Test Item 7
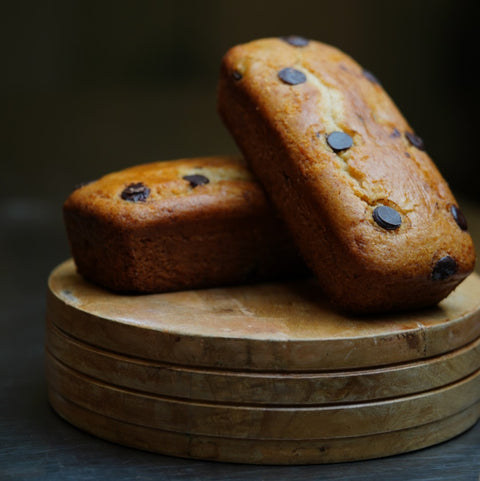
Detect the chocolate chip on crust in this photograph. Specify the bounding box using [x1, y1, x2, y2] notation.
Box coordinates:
[280, 35, 309, 47]
[373, 205, 402, 230]
[326, 131, 353, 152]
[183, 174, 210, 188]
[278, 67, 307, 85]
[120, 182, 150, 202]
[390, 128, 401, 138]
[363, 69, 381, 85]
[232, 70, 243, 81]
[432, 256, 457, 280]
[405, 131, 426, 151]
[450, 205, 468, 231]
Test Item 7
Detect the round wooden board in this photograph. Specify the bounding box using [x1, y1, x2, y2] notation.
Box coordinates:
[49, 389, 480, 465]
[46, 319, 480, 405]
[46, 353, 480, 440]
[47, 260, 480, 371]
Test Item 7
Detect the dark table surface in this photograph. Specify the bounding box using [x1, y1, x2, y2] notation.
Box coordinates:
[1, 196, 480, 481]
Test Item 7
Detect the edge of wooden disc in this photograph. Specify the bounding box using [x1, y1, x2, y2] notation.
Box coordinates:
[46, 260, 480, 371]
[48, 388, 480, 465]
[46, 318, 480, 405]
[46, 353, 480, 440]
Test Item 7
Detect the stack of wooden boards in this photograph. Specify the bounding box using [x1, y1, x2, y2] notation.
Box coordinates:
[45, 259, 480, 464]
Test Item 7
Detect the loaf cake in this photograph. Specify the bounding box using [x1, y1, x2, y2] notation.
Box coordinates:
[218, 36, 476, 313]
[63, 156, 306, 293]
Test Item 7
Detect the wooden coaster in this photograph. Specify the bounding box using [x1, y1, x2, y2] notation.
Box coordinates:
[46, 319, 480, 405]
[49, 389, 480, 465]
[45, 260, 480, 463]
[47, 260, 480, 371]
[46, 353, 480, 440]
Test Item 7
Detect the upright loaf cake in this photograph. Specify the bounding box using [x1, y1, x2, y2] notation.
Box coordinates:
[63, 155, 306, 293]
[218, 36, 476, 313]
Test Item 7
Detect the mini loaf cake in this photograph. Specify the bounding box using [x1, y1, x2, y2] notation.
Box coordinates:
[218, 36, 476, 313]
[63, 156, 306, 293]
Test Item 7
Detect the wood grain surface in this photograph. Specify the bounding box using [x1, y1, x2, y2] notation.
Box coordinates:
[45, 353, 480, 440]
[47, 259, 480, 371]
[48, 389, 480, 465]
[46, 319, 480, 405]
[45, 259, 480, 464]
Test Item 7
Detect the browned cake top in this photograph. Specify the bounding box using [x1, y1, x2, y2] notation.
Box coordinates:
[64, 156, 270, 227]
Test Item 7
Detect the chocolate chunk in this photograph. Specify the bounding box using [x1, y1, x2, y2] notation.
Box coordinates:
[183, 174, 210, 188]
[278, 67, 307, 85]
[121, 182, 150, 202]
[232, 70, 242, 81]
[450, 205, 468, 230]
[372, 205, 402, 230]
[363, 69, 380, 85]
[326, 131, 353, 152]
[432, 256, 457, 280]
[281, 35, 309, 47]
[405, 131, 425, 151]
[390, 128, 401, 138]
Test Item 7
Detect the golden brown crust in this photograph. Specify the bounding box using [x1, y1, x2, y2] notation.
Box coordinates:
[218, 37, 476, 313]
[63, 156, 306, 293]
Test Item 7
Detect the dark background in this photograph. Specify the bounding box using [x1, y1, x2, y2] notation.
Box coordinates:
[2, 0, 479, 205]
